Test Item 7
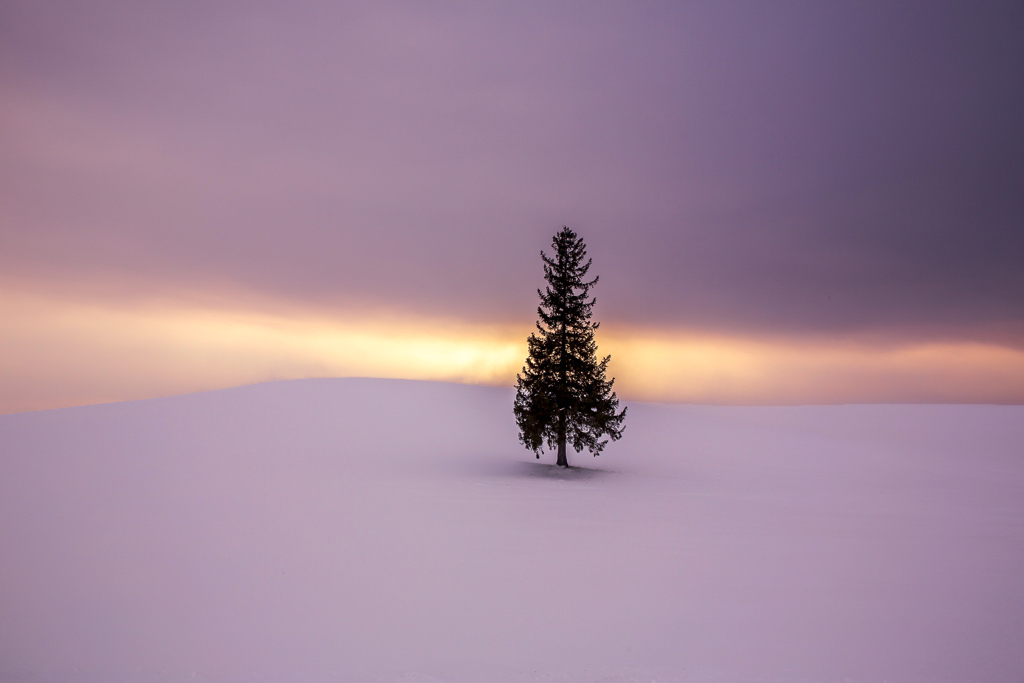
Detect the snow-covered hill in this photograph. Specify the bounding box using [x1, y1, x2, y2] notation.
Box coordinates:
[1, 378, 1022, 683]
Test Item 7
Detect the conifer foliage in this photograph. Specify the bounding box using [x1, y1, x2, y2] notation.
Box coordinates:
[514, 227, 626, 466]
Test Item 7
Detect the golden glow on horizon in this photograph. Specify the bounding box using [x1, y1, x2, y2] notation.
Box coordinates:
[0, 291, 522, 413]
[2, 290, 1023, 413]
[603, 331, 1024, 404]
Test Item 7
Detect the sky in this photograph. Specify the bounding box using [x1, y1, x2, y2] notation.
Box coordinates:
[1, 1, 1023, 412]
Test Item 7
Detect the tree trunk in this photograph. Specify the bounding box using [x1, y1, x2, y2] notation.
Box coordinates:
[556, 412, 568, 467]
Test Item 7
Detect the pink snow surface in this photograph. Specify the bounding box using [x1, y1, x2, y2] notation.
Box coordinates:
[1, 378, 1022, 683]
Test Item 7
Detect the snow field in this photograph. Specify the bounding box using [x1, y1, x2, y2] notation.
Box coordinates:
[1, 378, 1022, 682]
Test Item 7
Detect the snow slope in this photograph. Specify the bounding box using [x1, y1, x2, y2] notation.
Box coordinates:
[1, 378, 1022, 683]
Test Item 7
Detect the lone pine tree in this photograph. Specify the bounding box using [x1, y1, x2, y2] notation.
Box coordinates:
[514, 226, 626, 467]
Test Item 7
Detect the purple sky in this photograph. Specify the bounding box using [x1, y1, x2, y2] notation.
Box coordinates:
[2, 1, 1023, 346]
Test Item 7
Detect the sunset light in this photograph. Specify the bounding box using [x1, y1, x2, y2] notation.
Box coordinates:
[4, 287, 1022, 413]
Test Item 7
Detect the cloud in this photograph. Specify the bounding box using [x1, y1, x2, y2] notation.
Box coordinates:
[1, 1, 1022, 407]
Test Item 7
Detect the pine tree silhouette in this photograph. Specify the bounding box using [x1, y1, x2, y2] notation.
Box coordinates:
[514, 226, 626, 467]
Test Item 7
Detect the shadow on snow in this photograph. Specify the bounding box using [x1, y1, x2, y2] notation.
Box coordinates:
[475, 458, 618, 481]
